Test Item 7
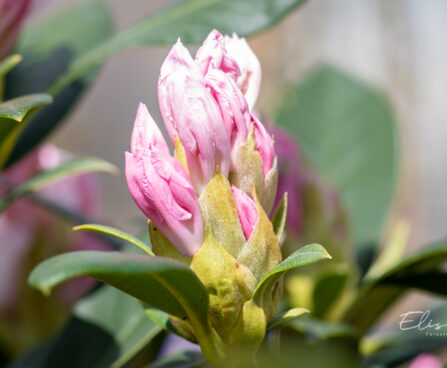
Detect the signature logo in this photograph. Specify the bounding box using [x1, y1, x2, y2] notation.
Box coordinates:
[399, 310, 447, 336]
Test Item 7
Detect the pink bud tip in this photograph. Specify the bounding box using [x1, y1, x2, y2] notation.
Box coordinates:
[252, 114, 275, 176]
[231, 185, 258, 240]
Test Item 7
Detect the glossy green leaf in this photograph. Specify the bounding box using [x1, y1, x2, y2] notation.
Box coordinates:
[0, 54, 21, 79]
[275, 66, 398, 259]
[0, 157, 117, 212]
[74, 224, 154, 256]
[9, 286, 162, 368]
[268, 307, 309, 330]
[312, 268, 349, 318]
[6, 0, 305, 166]
[272, 193, 288, 241]
[254, 243, 331, 299]
[4, 0, 113, 166]
[146, 350, 206, 368]
[0, 93, 52, 122]
[343, 240, 447, 332]
[29, 251, 209, 321]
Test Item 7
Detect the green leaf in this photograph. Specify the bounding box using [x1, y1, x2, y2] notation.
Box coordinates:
[9, 286, 163, 368]
[364, 301, 447, 367]
[146, 350, 206, 368]
[312, 267, 349, 318]
[0, 54, 22, 79]
[145, 308, 178, 336]
[0, 93, 52, 168]
[254, 243, 331, 299]
[74, 223, 154, 256]
[268, 307, 309, 330]
[29, 251, 209, 321]
[6, 0, 305, 166]
[275, 66, 398, 259]
[4, 0, 113, 166]
[290, 317, 357, 341]
[0, 157, 118, 212]
[343, 240, 447, 333]
[272, 193, 287, 241]
[0, 93, 52, 122]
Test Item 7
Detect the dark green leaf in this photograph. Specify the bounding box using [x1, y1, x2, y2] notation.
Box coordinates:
[272, 193, 287, 241]
[343, 240, 447, 332]
[29, 251, 209, 321]
[254, 243, 331, 299]
[73, 224, 154, 256]
[9, 286, 162, 368]
[4, 0, 112, 166]
[275, 66, 398, 258]
[0, 157, 118, 212]
[6, 0, 305, 166]
[145, 350, 206, 368]
[312, 268, 349, 318]
[0, 93, 52, 122]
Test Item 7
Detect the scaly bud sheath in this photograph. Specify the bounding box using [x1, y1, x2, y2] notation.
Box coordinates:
[158, 39, 230, 193]
[223, 33, 261, 109]
[0, 0, 31, 58]
[125, 105, 203, 257]
[231, 185, 258, 240]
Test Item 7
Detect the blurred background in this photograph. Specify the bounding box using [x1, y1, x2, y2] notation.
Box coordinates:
[24, 0, 447, 348]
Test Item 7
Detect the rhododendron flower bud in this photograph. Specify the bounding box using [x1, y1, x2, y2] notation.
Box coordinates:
[224, 33, 261, 109]
[0, 0, 31, 58]
[409, 354, 442, 368]
[158, 39, 230, 192]
[125, 105, 204, 257]
[205, 68, 250, 157]
[231, 185, 258, 240]
[195, 29, 240, 80]
[252, 114, 275, 176]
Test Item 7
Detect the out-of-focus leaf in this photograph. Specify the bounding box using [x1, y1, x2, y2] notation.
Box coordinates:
[343, 240, 447, 333]
[254, 244, 331, 301]
[29, 251, 209, 322]
[0, 93, 52, 122]
[0, 157, 118, 212]
[290, 317, 357, 341]
[0, 93, 52, 167]
[4, 0, 113, 166]
[312, 267, 349, 318]
[145, 350, 206, 368]
[268, 307, 309, 330]
[9, 286, 163, 368]
[73, 224, 154, 256]
[6, 0, 305, 166]
[275, 66, 398, 261]
[364, 302, 447, 367]
[272, 193, 287, 241]
[0, 54, 22, 79]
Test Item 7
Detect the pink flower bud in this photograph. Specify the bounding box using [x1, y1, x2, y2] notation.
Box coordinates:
[224, 33, 261, 109]
[252, 114, 275, 176]
[231, 185, 258, 240]
[125, 149, 203, 257]
[158, 39, 230, 192]
[195, 29, 240, 80]
[0, 0, 31, 58]
[131, 102, 170, 156]
[409, 354, 442, 368]
[205, 68, 250, 157]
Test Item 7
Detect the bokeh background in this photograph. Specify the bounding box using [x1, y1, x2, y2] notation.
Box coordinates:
[27, 0, 447, 338]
